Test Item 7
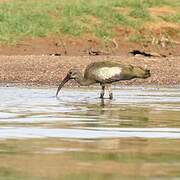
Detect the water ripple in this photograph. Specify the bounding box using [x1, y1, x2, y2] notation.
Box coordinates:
[0, 127, 180, 139]
[0, 86, 180, 139]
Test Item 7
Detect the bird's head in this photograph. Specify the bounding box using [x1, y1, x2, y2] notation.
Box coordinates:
[56, 68, 80, 96]
[67, 68, 81, 79]
[130, 65, 151, 79]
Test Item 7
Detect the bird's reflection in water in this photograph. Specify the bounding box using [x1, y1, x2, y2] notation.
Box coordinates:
[100, 98, 105, 107]
[100, 98, 112, 107]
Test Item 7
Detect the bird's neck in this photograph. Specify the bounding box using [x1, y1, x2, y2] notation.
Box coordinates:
[75, 74, 93, 86]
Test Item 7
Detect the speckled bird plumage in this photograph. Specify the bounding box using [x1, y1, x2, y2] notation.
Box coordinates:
[84, 61, 136, 83]
[56, 61, 151, 99]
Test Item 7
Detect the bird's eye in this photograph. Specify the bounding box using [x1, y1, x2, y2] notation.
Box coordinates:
[69, 71, 72, 74]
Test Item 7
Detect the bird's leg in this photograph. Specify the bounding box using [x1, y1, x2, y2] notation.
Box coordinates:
[100, 84, 105, 99]
[107, 84, 113, 99]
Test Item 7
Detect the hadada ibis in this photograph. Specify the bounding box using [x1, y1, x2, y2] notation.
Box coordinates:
[56, 61, 151, 99]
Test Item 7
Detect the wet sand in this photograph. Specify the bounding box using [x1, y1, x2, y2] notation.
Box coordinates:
[0, 55, 180, 86]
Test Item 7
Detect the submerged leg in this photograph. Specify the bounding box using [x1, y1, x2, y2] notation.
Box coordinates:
[100, 84, 105, 99]
[107, 84, 113, 99]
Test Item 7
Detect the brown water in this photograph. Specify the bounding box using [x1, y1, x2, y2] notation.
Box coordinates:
[0, 86, 180, 180]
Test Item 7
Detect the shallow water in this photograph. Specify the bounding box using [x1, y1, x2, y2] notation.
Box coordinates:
[0, 86, 180, 180]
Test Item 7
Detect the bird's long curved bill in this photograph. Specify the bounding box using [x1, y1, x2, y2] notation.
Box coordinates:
[56, 75, 70, 97]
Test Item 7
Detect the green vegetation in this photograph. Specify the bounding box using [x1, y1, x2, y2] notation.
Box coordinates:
[0, 0, 179, 44]
[71, 151, 180, 163]
[0, 167, 45, 180]
[160, 13, 180, 23]
[63, 173, 144, 180]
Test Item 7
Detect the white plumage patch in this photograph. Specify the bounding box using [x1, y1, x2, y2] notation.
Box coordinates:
[96, 67, 122, 80]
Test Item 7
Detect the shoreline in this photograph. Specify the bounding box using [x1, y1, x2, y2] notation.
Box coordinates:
[1, 83, 180, 89]
[0, 55, 180, 86]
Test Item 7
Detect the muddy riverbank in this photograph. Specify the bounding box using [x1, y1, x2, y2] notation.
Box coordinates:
[0, 55, 180, 86]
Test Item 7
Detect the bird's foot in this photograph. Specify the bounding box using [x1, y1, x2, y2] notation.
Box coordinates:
[109, 93, 113, 100]
[100, 93, 104, 99]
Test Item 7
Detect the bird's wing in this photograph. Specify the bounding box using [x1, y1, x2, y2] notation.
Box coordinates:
[95, 67, 122, 82]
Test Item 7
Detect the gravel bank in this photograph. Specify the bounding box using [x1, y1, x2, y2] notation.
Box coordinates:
[0, 55, 180, 87]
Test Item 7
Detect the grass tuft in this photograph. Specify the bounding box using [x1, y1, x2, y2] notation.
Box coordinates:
[0, 0, 179, 44]
[129, 6, 151, 20]
[160, 13, 180, 23]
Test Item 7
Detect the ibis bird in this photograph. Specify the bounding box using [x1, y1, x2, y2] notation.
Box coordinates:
[56, 61, 151, 99]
